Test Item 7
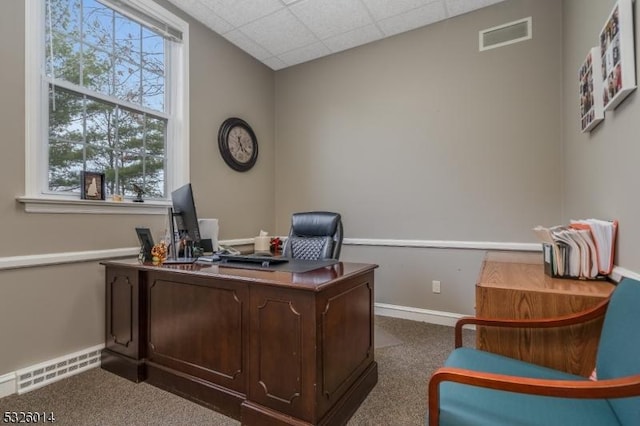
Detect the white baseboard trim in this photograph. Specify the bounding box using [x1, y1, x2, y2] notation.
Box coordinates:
[610, 266, 640, 282]
[0, 372, 16, 399]
[375, 302, 466, 327]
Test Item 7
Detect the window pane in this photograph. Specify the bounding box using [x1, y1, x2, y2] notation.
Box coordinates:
[144, 156, 165, 198]
[118, 108, 145, 152]
[49, 86, 84, 142]
[48, 141, 83, 193]
[142, 27, 165, 111]
[82, 46, 114, 96]
[145, 116, 166, 156]
[115, 14, 142, 64]
[85, 97, 116, 152]
[82, 0, 114, 50]
[114, 58, 142, 104]
[48, 0, 81, 36]
[142, 70, 164, 111]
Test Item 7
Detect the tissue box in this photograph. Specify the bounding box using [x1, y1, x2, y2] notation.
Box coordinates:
[254, 236, 270, 253]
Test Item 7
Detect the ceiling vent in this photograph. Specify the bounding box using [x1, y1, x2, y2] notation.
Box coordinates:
[479, 17, 532, 51]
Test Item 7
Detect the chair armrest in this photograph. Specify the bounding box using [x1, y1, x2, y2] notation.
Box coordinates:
[428, 367, 640, 426]
[454, 298, 609, 348]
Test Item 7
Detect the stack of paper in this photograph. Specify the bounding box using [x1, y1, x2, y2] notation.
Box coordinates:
[532, 219, 618, 279]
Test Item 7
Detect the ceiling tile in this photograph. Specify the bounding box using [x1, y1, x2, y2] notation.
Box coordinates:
[378, 1, 446, 37]
[223, 30, 272, 60]
[289, 0, 373, 40]
[278, 41, 331, 67]
[360, 0, 429, 21]
[262, 56, 288, 70]
[202, 0, 284, 28]
[445, 0, 504, 18]
[240, 9, 318, 56]
[167, 0, 234, 34]
[323, 24, 383, 54]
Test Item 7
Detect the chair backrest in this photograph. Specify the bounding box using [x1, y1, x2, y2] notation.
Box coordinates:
[282, 211, 343, 260]
[595, 277, 640, 425]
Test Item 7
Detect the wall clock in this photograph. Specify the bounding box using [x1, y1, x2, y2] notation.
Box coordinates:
[217, 117, 258, 172]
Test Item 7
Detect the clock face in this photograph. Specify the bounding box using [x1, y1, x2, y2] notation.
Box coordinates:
[218, 118, 258, 172]
[228, 126, 254, 164]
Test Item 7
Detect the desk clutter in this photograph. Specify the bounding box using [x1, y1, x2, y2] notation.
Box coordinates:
[533, 219, 618, 279]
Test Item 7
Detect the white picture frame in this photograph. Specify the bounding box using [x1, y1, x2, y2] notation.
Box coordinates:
[600, 0, 636, 111]
[580, 47, 605, 132]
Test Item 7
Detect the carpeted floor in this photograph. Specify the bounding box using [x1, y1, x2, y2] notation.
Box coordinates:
[0, 316, 474, 425]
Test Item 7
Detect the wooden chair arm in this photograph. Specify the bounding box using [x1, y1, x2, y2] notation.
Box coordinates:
[428, 367, 640, 426]
[454, 298, 609, 348]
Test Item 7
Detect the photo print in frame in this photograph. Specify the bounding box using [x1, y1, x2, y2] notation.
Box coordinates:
[600, 0, 636, 111]
[579, 47, 604, 133]
[81, 171, 105, 200]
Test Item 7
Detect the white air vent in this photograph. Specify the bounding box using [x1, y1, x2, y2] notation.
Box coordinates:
[480, 17, 532, 51]
[15, 344, 103, 394]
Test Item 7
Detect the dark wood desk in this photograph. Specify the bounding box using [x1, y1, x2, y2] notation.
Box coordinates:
[101, 259, 378, 425]
[475, 251, 615, 376]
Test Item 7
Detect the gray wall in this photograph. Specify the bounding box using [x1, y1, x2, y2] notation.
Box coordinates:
[0, 0, 274, 374]
[274, 0, 563, 313]
[562, 0, 640, 272]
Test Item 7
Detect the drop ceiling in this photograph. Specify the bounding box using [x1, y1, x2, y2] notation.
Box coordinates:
[167, 0, 506, 70]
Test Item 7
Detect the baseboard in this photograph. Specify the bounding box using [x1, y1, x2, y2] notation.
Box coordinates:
[0, 372, 16, 398]
[375, 303, 466, 327]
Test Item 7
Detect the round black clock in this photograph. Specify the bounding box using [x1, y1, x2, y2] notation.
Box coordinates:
[217, 117, 258, 172]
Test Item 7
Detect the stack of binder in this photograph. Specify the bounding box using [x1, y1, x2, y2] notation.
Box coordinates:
[533, 219, 618, 279]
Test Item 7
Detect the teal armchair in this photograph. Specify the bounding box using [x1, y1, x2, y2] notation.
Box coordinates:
[428, 278, 640, 426]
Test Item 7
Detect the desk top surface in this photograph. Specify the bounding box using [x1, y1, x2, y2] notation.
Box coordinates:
[477, 251, 615, 297]
[103, 259, 377, 291]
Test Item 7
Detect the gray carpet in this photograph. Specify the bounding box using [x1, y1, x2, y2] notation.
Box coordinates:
[0, 316, 474, 425]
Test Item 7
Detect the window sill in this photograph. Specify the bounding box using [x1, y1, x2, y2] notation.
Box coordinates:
[17, 196, 171, 215]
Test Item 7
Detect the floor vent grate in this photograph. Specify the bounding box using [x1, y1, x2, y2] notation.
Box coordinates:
[16, 344, 103, 394]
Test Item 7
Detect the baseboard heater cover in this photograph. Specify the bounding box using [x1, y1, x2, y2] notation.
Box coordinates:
[15, 344, 104, 394]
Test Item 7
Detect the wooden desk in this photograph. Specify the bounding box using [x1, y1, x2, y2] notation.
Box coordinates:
[475, 251, 615, 377]
[101, 259, 378, 425]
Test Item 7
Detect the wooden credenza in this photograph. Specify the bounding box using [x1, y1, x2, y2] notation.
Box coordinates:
[475, 251, 615, 377]
[102, 259, 378, 425]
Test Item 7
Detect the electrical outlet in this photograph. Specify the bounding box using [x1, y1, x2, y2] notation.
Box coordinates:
[432, 280, 441, 294]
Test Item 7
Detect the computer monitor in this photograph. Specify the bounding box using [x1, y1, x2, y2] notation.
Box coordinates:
[171, 183, 201, 244]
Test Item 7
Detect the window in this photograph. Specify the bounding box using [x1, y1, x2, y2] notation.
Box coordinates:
[23, 0, 189, 213]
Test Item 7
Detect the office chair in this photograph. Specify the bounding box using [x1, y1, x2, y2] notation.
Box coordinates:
[281, 211, 343, 260]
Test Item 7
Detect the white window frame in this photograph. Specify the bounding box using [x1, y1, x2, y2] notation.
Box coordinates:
[20, 0, 190, 214]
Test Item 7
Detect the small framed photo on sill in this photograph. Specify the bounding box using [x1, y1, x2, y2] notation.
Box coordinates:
[81, 171, 105, 200]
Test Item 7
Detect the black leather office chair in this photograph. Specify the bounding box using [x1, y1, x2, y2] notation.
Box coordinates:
[281, 211, 343, 260]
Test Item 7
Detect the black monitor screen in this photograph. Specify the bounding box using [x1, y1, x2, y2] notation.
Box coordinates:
[171, 183, 201, 243]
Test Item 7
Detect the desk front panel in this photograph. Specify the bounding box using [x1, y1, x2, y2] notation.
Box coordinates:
[246, 269, 375, 423]
[145, 271, 249, 393]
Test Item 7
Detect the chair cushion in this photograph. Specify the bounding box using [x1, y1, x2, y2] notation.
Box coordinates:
[595, 278, 640, 425]
[436, 348, 620, 426]
[289, 236, 333, 260]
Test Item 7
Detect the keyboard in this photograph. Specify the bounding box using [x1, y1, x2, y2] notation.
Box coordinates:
[218, 254, 289, 267]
